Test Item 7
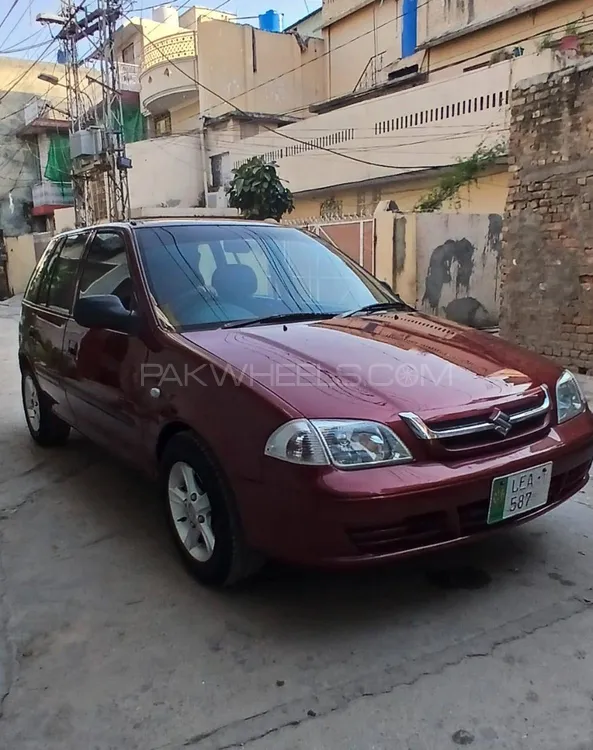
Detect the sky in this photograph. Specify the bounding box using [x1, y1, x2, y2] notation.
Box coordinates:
[0, 0, 322, 60]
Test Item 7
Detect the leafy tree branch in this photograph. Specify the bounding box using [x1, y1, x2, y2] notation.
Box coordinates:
[415, 143, 505, 212]
[227, 157, 294, 221]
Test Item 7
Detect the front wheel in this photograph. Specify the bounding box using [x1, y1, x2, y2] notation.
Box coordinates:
[21, 371, 70, 447]
[161, 432, 263, 587]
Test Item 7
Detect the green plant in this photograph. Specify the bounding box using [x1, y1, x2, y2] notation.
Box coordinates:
[415, 143, 505, 212]
[538, 33, 554, 51]
[564, 20, 581, 36]
[227, 157, 294, 221]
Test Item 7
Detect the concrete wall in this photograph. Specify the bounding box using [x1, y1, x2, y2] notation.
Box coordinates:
[54, 207, 76, 234]
[415, 212, 503, 327]
[196, 20, 326, 119]
[425, 0, 591, 72]
[325, 0, 399, 99]
[232, 53, 554, 196]
[500, 60, 593, 375]
[127, 134, 204, 209]
[5, 235, 36, 295]
[291, 169, 510, 219]
[322, 0, 377, 26]
[288, 10, 323, 39]
[418, 0, 562, 46]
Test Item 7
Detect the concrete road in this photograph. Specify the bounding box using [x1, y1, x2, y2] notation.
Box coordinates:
[1, 296, 593, 750]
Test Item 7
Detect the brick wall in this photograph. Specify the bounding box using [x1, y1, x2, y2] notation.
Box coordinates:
[500, 61, 593, 375]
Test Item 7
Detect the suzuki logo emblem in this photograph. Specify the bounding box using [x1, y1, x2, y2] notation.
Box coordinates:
[490, 409, 513, 437]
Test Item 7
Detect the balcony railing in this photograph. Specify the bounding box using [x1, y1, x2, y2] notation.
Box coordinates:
[117, 62, 140, 92]
[354, 52, 386, 93]
[32, 181, 74, 208]
[142, 32, 197, 71]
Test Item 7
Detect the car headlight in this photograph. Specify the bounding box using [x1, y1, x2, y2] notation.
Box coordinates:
[556, 370, 587, 424]
[265, 419, 413, 468]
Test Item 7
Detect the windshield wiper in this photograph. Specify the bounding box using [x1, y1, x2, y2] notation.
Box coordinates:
[223, 312, 336, 329]
[340, 300, 414, 318]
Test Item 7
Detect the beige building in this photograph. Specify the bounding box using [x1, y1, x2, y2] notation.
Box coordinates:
[229, 0, 593, 218]
[104, 0, 593, 218]
[115, 6, 325, 133]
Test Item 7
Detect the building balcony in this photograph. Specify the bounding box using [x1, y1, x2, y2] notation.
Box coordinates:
[31, 181, 74, 216]
[139, 32, 198, 115]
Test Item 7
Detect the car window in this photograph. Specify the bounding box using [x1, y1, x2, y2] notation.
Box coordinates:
[78, 231, 133, 310]
[44, 233, 89, 311]
[277, 232, 361, 309]
[134, 224, 393, 331]
[23, 237, 61, 304]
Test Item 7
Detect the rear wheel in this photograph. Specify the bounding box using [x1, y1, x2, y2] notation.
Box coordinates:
[21, 371, 70, 447]
[161, 432, 262, 587]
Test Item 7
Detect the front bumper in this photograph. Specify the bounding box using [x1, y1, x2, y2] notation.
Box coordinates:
[238, 411, 593, 567]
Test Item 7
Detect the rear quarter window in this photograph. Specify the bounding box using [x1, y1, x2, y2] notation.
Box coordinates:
[45, 233, 88, 311]
[23, 238, 61, 304]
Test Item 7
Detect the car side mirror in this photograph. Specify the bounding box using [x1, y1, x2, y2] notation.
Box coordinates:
[73, 294, 142, 335]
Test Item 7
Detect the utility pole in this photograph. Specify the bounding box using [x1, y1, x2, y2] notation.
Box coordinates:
[59, 0, 89, 227]
[98, 0, 131, 224]
[38, 0, 131, 226]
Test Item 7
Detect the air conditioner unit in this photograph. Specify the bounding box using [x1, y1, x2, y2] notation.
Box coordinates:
[206, 189, 228, 209]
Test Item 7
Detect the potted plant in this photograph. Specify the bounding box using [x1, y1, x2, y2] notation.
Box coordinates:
[559, 21, 582, 52]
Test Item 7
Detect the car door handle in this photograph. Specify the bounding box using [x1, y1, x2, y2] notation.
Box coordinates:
[67, 340, 78, 356]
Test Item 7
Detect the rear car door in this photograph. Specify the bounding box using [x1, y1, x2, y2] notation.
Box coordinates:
[20, 232, 89, 425]
[62, 229, 150, 468]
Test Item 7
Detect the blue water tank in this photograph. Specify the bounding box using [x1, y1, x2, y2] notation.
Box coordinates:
[259, 9, 281, 33]
[401, 0, 418, 58]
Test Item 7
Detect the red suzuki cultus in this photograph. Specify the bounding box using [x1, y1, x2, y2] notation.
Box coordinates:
[19, 221, 593, 585]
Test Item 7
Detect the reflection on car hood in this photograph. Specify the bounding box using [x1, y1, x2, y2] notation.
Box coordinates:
[181, 313, 560, 421]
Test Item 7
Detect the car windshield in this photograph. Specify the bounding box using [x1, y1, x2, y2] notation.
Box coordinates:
[134, 223, 398, 331]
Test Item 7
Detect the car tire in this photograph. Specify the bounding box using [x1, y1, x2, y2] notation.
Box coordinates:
[160, 431, 263, 587]
[21, 370, 71, 447]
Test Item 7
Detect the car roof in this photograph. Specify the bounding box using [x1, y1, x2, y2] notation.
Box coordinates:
[55, 219, 289, 238]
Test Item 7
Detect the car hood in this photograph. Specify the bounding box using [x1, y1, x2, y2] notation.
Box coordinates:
[181, 313, 559, 422]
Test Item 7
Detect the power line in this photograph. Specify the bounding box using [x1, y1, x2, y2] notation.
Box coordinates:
[132, 0, 232, 18]
[0, 0, 22, 38]
[198, 0, 433, 119]
[123, 8, 451, 171]
[203, 1, 590, 120]
[0, 0, 35, 51]
[0, 31, 49, 55]
[0, 37, 58, 107]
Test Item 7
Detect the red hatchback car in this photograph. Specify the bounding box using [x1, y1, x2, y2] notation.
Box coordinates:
[19, 220, 593, 586]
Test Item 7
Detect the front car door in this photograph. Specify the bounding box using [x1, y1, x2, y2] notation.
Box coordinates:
[62, 229, 150, 468]
[20, 232, 90, 425]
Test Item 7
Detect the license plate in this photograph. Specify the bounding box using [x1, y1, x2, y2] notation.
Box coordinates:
[487, 462, 553, 525]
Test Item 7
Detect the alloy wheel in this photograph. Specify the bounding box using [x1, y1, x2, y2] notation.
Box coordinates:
[168, 461, 215, 563]
[23, 374, 41, 433]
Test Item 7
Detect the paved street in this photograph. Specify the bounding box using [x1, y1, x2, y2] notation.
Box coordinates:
[1, 296, 593, 750]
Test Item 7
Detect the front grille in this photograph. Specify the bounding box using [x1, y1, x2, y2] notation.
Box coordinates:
[400, 387, 551, 457]
[346, 461, 591, 556]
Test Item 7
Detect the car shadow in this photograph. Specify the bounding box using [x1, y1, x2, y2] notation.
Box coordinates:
[45, 432, 560, 633]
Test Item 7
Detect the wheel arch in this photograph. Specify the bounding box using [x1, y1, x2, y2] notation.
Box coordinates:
[155, 420, 194, 462]
[19, 352, 32, 373]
